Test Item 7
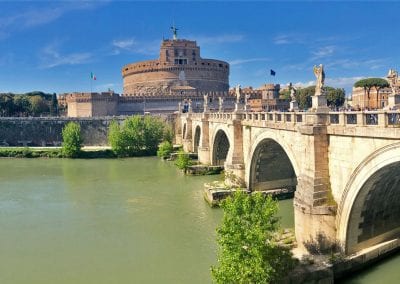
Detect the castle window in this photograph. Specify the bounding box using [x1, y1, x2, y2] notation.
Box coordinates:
[219, 64, 223, 67]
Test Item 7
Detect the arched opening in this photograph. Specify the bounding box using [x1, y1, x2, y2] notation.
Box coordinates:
[193, 126, 201, 153]
[182, 123, 186, 140]
[212, 130, 229, 166]
[249, 138, 297, 192]
[346, 161, 400, 254]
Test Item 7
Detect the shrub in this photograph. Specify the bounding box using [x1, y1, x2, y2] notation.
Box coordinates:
[175, 150, 192, 171]
[108, 116, 166, 157]
[211, 191, 295, 283]
[157, 141, 173, 159]
[62, 122, 83, 158]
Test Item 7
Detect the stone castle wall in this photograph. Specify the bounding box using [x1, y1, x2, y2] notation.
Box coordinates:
[0, 117, 125, 146]
[122, 60, 229, 94]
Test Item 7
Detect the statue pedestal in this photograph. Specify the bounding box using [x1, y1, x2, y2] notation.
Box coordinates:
[387, 94, 400, 109]
[290, 100, 299, 111]
[311, 95, 329, 112]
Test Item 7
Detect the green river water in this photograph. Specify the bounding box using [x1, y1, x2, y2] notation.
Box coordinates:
[0, 158, 399, 283]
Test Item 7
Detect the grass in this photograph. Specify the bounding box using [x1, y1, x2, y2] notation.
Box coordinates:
[0, 147, 117, 159]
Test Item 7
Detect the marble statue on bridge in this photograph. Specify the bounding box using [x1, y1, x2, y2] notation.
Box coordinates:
[313, 64, 325, 96]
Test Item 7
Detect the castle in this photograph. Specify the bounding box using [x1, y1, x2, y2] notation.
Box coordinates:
[65, 29, 234, 117]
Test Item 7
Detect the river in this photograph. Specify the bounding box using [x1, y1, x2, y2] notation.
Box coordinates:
[0, 158, 398, 283]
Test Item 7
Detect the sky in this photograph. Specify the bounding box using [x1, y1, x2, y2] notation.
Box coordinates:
[0, 1, 399, 96]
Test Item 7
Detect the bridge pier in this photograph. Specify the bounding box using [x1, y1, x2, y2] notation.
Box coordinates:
[198, 114, 211, 164]
[182, 115, 193, 152]
[224, 117, 246, 187]
[294, 122, 337, 253]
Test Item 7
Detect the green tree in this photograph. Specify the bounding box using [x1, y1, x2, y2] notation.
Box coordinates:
[326, 87, 345, 108]
[108, 116, 167, 157]
[175, 149, 192, 171]
[211, 191, 295, 283]
[0, 94, 15, 116]
[30, 95, 49, 116]
[354, 78, 389, 109]
[294, 86, 345, 109]
[296, 86, 314, 109]
[157, 141, 173, 159]
[50, 93, 58, 116]
[62, 122, 83, 158]
[13, 95, 31, 116]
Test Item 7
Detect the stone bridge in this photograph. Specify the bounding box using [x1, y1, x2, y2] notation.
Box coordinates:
[176, 109, 400, 255]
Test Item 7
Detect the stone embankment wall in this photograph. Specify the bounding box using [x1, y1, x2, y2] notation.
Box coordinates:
[0, 117, 128, 146]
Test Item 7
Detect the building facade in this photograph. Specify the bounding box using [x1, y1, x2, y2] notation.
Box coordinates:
[122, 39, 229, 95]
[65, 34, 232, 117]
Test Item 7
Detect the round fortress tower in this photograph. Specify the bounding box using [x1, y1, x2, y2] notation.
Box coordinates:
[122, 32, 229, 95]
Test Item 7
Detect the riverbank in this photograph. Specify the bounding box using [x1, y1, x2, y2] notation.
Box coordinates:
[0, 146, 115, 159]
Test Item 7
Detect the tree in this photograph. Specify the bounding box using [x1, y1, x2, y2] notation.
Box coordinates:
[50, 93, 58, 116]
[175, 149, 192, 171]
[157, 141, 173, 159]
[108, 116, 167, 157]
[30, 95, 49, 116]
[62, 122, 83, 158]
[354, 78, 389, 109]
[325, 87, 345, 108]
[13, 95, 31, 116]
[0, 94, 15, 116]
[211, 191, 295, 283]
[294, 86, 345, 109]
[296, 86, 314, 109]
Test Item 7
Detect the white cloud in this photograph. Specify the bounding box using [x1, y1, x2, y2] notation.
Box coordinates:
[272, 34, 306, 45]
[112, 38, 135, 49]
[40, 42, 92, 68]
[229, 57, 269, 66]
[110, 38, 159, 56]
[312, 45, 335, 59]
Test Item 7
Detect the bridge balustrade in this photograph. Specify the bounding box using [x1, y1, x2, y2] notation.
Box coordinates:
[365, 113, 378, 125]
[189, 110, 400, 129]
[346, 113, 357, 125]
[388, 112, 400, 125]
[329, 113, 339, 124]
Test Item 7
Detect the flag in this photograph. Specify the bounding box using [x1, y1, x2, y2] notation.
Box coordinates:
[270, 69, 276, 76]
[90, 72, 97, 80]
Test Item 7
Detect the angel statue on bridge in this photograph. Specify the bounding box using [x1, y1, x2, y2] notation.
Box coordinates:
[235, 84, 242, 104]
[313, 64, 325, 96]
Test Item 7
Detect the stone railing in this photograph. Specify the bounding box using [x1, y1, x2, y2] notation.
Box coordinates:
[241, 111, 305, 124]
[182, 110, 400, 128]
[328, 111, 400, 127]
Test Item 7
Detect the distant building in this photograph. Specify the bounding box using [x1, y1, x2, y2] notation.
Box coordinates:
[352, 86, 392, 110]
[65, 31, 232, 117]
[228, 84, 289, 112]
[351, 71, 400, 110]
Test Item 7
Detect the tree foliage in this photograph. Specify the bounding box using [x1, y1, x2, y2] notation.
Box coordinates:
[354, 78, 390, 108]
[211, 191, 295, 283]
[62, 122, 83, 158]
[354, 78, 389, 90]
[0, 92, 54, 117]
[157, 141, 173, 159]
[108, 116, 168, 157]
[175, 149, 192, 170]
[294, 86, 345, 109]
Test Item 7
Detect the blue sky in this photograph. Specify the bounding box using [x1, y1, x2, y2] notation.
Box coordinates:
[0, 1, 399, 96]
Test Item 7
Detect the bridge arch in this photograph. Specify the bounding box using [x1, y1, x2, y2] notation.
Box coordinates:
[193, 125, 201, 153]
[337, 142, 400, 254]
[211, 125, 232, 166]
[246, 130, 300, 191]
